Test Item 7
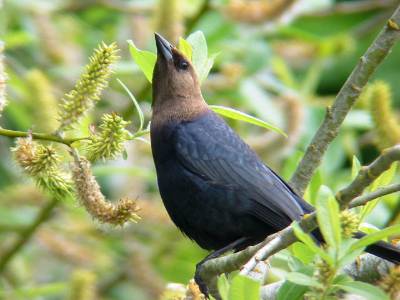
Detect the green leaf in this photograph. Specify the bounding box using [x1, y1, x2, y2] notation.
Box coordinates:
[288, 256, 304, 271]
[350, 224, 400, 251]
[360, 162, 397, 220]
[277, 280, 309, 300]
[209, 105, 287, 137]
[336, 281, 389, 300]
[292, 222, 333, 265]
[304, 169, 322, 205]
[228, 275, 260, 300]
[128, 40, 156, 83]
[178, 37, 193, 61]
[332, 274, 352, 285]
[316, 186, 341, 249]
[290, 242, 315, 265]
[117, 79, 144, 132]
[351, 155, 361, 180]
[286, 272, 322, 288]
[337, 239, 366, 267]
[186, 31, 216, 82]
[217, 274, 230, 300]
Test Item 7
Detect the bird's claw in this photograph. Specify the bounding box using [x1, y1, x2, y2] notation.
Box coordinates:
[194, 267, 210, 299]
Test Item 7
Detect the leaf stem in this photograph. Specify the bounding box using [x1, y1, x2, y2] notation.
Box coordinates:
[0, 127, 89, 145]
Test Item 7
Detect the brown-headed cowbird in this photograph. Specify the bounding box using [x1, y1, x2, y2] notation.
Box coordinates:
[150, 33, 400, 296]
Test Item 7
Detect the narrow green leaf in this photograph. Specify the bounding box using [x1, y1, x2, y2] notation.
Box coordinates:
[288, 256, 304, 271]
[186, 31, 216, 82]
[187, 31, 208, 78]
[316, 186, 341, 249]
[360, 162, 397, 220]
[350, 224, 400, 251]
[277, 280, 308, 300]
[292, 222, 333, 265]
[351, 155, 361, 180]
[286, 272, 322, 288]
[332, 274, 352, 285]
[209, 105, 287, 137]
[200, 53, 218, 83]
[336, 281, 389, 300]
[304, 170, 322, 205]
[290, 242, 315, 265]
[217, 274, 229, 300]
[178, 37, 192, 61]
[228, 275, 260, 300]
[127, 40, 156, 83]
[117, 79, 144, 132]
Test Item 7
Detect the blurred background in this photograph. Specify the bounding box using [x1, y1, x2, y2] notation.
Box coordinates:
[1, 0, 400, 299]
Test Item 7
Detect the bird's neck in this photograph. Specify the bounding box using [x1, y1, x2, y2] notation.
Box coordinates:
[151, 95, 209, 126]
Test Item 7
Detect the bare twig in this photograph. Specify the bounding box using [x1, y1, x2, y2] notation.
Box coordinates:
[337, 145, 400, 206]
[0, 127, 88, 146]
[0, 197, 59, 273]
[290, 5, 400, 195]
[349, 183, 400, 208]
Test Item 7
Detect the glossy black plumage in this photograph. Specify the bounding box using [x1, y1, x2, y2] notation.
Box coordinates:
[150, 33, 400, 297]
[151, 110, 313, 250]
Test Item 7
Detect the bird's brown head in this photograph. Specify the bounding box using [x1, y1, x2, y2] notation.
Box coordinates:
[152, 33, 207, 122]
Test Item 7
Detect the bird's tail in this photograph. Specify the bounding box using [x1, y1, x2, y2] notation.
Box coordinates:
[354, 231, 400, 264]
[312, 229, 400, 263]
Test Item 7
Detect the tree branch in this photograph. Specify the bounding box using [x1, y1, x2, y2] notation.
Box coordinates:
[289, 5, 400, 195]
[0, 197, 59, 274]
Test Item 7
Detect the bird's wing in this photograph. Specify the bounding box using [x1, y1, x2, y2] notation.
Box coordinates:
[172, 112, 310, 230]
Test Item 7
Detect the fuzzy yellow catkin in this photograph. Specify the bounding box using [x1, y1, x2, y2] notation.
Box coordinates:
[72, 155, 140, 225]
[85, 113, 130, 162]
[25, 70, 58, 131]
[340, 210, 360, 239]
[368, 81, 400, 149]
[58, 42, 119, 130]
[0, 41, 7, 117]
[12, 138, 73, 198]
[380, 266, 400, 299]
[69, 270, 96, 300]
[155, 0, 183, 43]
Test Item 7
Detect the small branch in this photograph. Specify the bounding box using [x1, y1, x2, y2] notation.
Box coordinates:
[349, 182, 400, 208]
[0, 127, 88, 145]
[337, 145, 400, 206]
[0, 197, 59, 274]
[290, 5, 400, 195]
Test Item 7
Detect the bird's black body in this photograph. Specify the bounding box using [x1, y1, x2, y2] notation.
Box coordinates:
[151, 110, 313, 251]
[150, 33, 400, 297]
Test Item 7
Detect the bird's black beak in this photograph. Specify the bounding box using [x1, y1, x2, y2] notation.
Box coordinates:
[155, 33, 173, 61]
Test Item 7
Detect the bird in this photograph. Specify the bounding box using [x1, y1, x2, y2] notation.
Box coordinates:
[150, 33, 400, 297]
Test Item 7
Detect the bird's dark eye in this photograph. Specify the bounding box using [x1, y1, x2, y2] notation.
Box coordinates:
[177, 60, 189, 70]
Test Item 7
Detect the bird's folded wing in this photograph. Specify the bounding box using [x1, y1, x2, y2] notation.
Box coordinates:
[172, 113, 308, 229]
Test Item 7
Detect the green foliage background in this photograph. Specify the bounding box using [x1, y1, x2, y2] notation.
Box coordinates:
[1, 0, 400, 299]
